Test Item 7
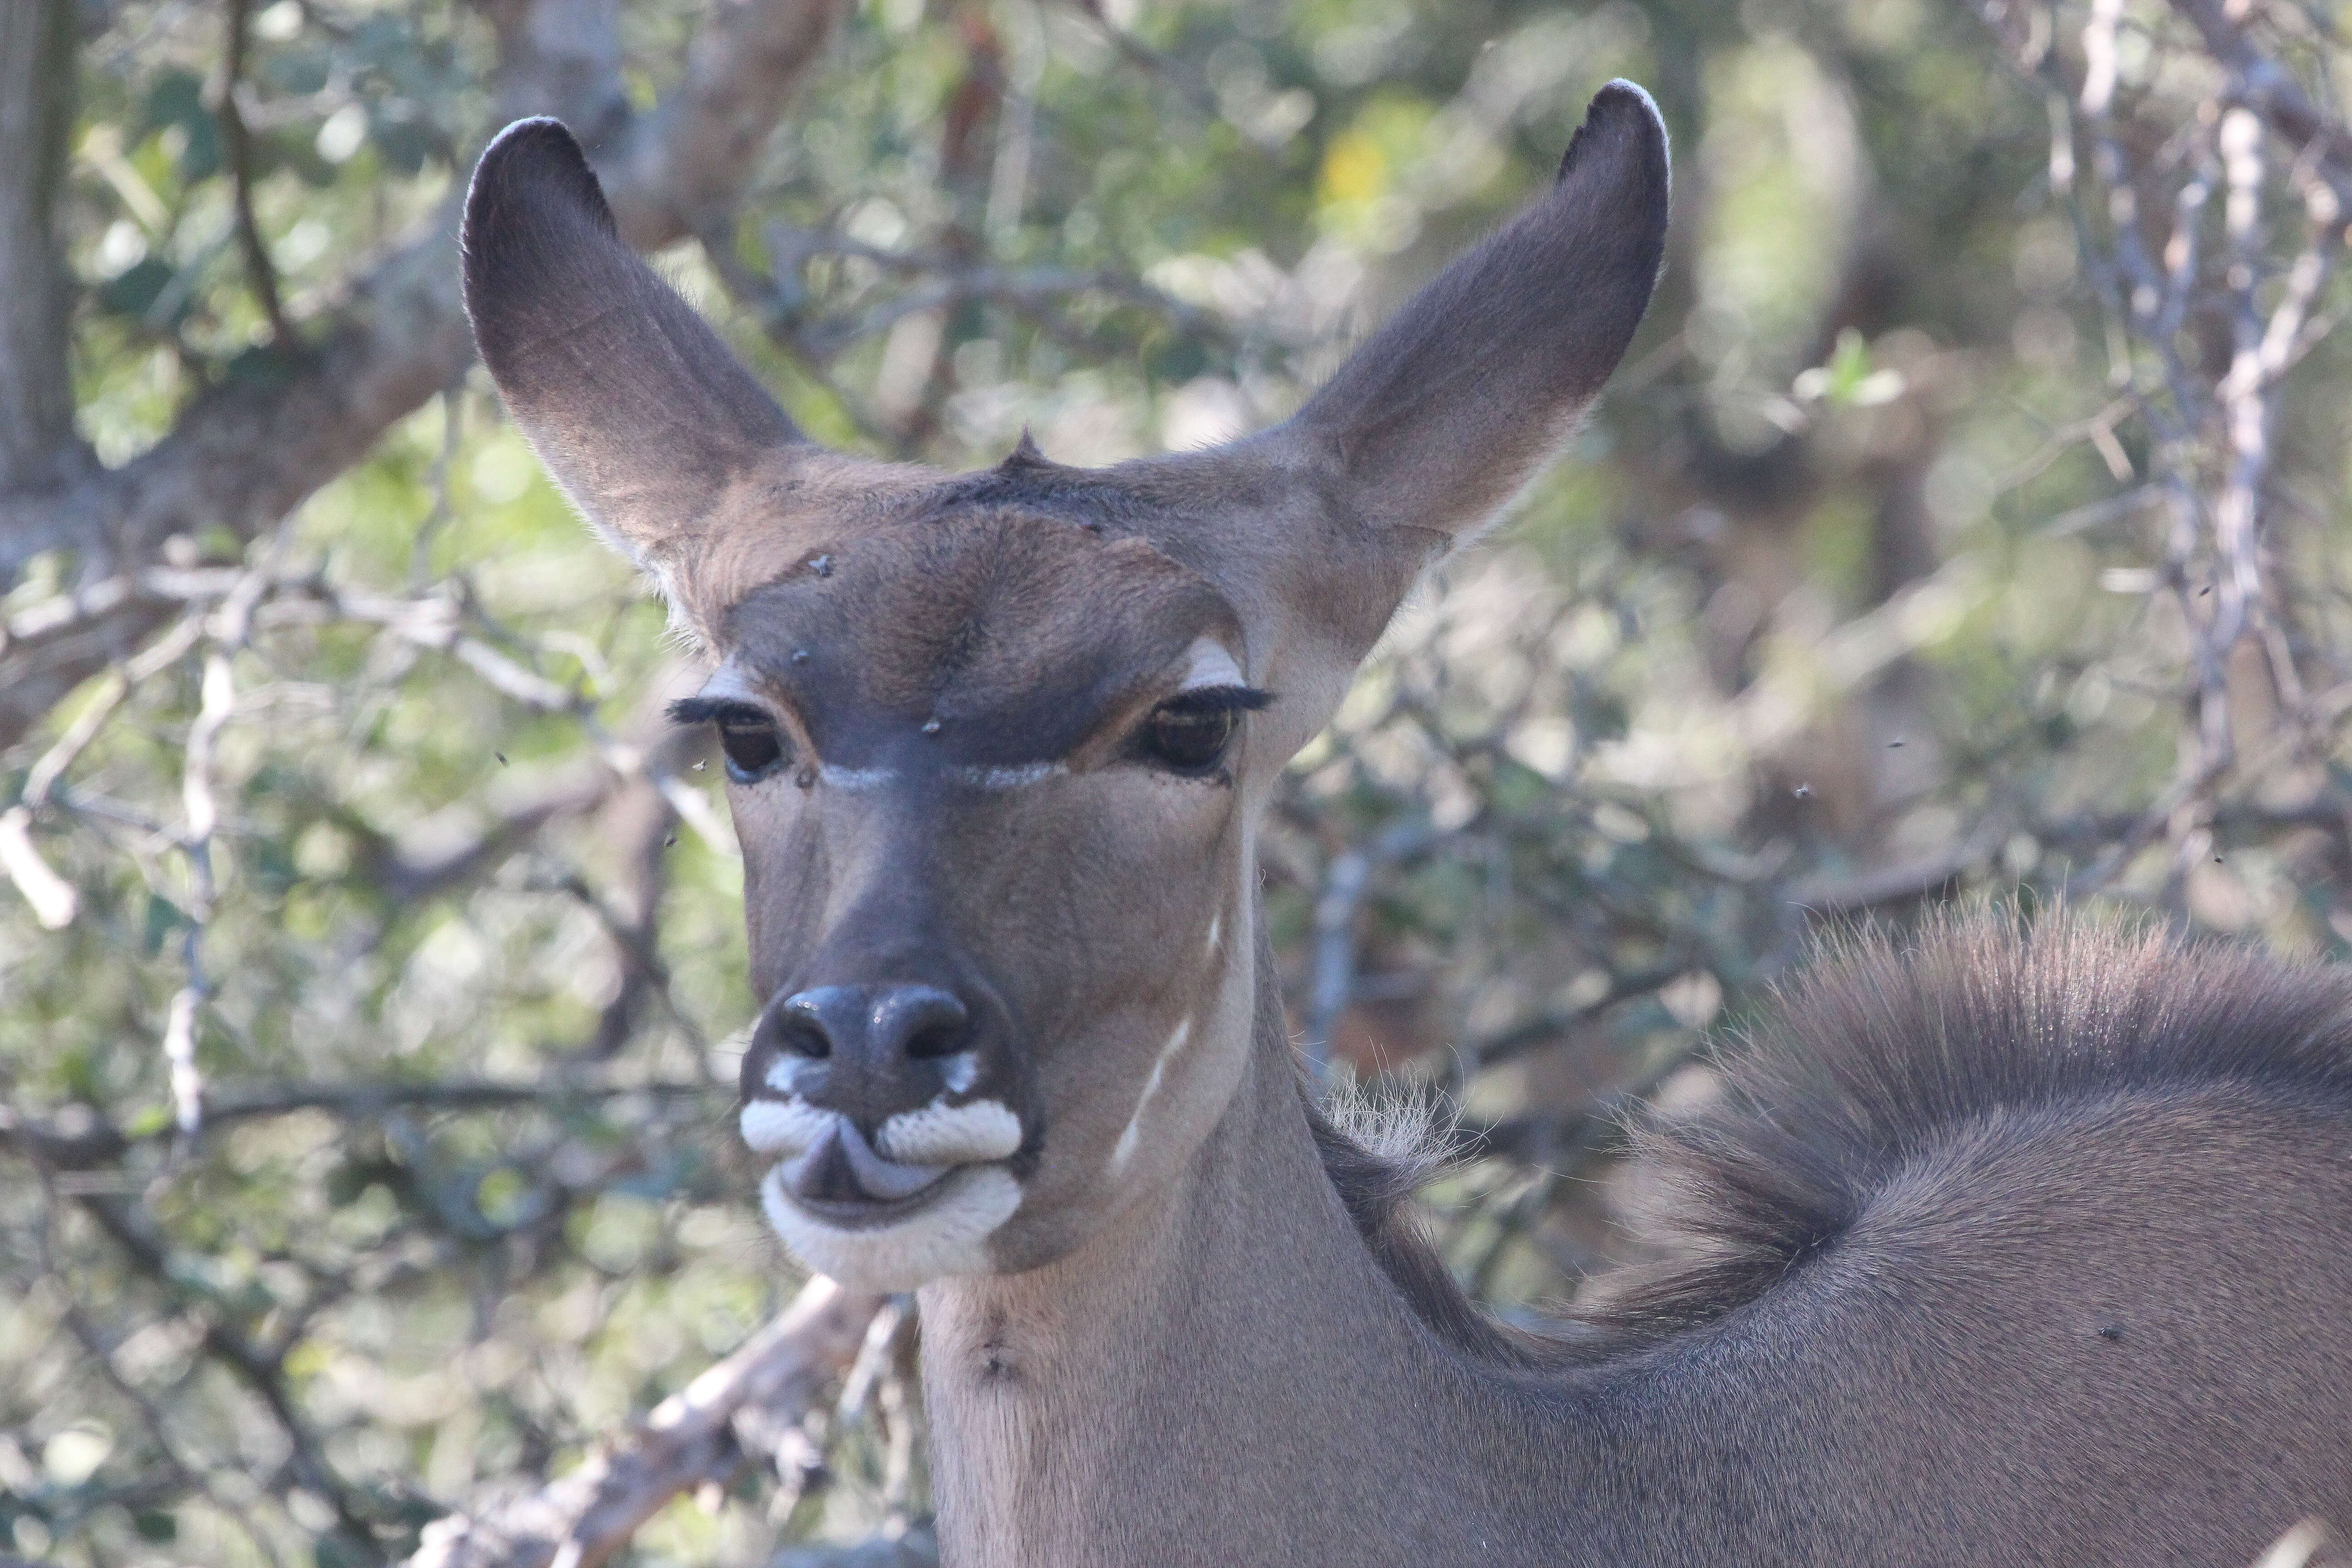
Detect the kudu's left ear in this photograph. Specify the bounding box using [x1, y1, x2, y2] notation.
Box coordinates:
[462, 118, 803, 571]
[1286, 80, 1669, 546]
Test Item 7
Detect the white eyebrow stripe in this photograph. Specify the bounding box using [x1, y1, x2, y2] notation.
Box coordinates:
[952, 762, 1065, 789]
[1179, 637, 1246, 691]
[812, 762, 1063, 791]
[695, 660, 762, 704]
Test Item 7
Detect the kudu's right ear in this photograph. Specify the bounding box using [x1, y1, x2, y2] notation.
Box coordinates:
[462, 118, 802, 569]
[1279, 80, 1669, 554]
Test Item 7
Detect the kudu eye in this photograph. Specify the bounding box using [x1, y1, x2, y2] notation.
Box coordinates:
[719, 718, 789, 784]
[1136, 695, 1243, 776]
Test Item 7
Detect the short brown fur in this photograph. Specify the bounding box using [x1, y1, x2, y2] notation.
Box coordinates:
[463, 85, 2352, 1568]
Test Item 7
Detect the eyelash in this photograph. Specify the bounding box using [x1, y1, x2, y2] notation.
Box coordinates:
[668, 698, 793, 784]
[1131, 686, 1273, 778]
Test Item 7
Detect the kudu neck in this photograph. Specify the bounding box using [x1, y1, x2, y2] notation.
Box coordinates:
[916, 897, 1607, 1567]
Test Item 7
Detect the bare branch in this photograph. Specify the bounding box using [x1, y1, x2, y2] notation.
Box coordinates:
[0, 0, 849, 749]
[0, 1075, 722, 1172]
[1304, 820, 1434, 1080]
[2170, 0, 2352, 197]
[606, 0, 848, 245]
[0, 805, 78, 929]
[404, 1278, 883, 1568]
[74, 1192, 386, 1549]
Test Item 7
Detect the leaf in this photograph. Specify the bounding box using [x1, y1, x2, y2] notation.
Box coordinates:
[315, 1529, 374, 1568]
[369, 114, 433, 177]
[142, 893, 188, 957]
[140, 69, 222, 181]
[97, 257, 176, 321]
[138, 70, 205, 139]
[263, 46, 332, 97]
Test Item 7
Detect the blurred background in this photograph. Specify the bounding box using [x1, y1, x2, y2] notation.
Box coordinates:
[4, 0, 2349, 1563]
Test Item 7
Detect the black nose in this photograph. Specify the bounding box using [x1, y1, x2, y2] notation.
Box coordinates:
[763, 984, 970, 1063]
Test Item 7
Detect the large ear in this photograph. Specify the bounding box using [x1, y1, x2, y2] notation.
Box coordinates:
[461, 118, 802, 568]
[1284, 80, 1669, 543]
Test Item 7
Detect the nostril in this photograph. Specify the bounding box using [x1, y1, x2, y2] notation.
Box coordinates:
[769, 993, 840, 1060]
[880, 986, 970, 1061]
[767, 984, 970, 1067]
[904, 1018, 966, 1060]
[776, 1011, 833, 1059]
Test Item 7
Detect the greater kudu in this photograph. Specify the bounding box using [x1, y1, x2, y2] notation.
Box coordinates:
[460, 83, 2352, 1566]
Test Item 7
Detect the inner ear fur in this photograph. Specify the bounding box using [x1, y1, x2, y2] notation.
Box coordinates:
[1289, 81, 1670, 541]
[461, 118, 804, 568]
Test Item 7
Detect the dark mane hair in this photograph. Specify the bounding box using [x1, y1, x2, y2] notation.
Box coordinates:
[1313, 907, 2352, 1364]
[1305, 1088, 1581, 1367]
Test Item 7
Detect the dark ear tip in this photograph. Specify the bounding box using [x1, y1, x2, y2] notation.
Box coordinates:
[462, 116, 614, 265]
[471, 117, 591, 192]
[1557, 79, 1671, 201]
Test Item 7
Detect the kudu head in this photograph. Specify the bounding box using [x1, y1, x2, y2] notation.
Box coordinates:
[461, 85, 1669, 1291]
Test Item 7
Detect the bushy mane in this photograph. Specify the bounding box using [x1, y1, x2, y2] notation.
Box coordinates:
[1573, 906, 2352, 1348]
[1313, 907, 2352, 1365]
[1307, 1079, 1582, 1366]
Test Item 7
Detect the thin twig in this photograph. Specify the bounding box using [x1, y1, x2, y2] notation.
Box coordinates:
[213, 0, 292, 345]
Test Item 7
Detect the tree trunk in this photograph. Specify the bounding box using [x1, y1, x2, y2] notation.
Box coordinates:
[0, 0, 81, 498]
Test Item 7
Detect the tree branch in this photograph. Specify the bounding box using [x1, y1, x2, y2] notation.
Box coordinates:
[0, 0, 85, 495]
[404, 1278, 883, 1568]
[2168, 0, 2352, 198]
[0, 0, 849, 751]
[0, 1076, 721, 1170]
[214, 0, 293, 346]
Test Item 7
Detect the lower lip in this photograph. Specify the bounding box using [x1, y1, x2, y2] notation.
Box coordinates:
[780, 1164, 985, 1229]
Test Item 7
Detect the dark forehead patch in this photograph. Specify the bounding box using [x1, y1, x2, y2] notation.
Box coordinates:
[726, 506, 1242, 766]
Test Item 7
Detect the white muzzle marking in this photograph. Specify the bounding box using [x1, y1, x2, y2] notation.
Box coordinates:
[877, 1098, 1023, 1164]
[740, 1093, 1027, 1290]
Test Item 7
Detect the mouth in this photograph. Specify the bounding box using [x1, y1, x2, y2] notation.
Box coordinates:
[775, 1160, 986, 1226]
[743, 1095, 1027, 1288]
[779, 1115, 959, 1212]
[756, 1158, 1024, 1292]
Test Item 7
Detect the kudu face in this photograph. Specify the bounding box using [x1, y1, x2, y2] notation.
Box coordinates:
[461, 84, 1669, 1290]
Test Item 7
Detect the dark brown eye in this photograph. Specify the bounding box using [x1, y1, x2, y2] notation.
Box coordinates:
[719, 720, 787, 783]
[1138, 701, 1240, 775]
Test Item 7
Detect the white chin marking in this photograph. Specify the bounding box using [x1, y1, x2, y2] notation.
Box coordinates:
[878, 1098, 1023, 1164]
[760, 1164, 1023, 1291]
[740, 1098, 835, 1156]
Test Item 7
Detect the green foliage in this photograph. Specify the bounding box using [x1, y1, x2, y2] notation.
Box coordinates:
[7, 0, 2352, 1565]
